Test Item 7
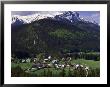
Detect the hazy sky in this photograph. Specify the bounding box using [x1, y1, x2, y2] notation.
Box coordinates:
[77, 11, 100, 24]
[12, 11, 100, 24]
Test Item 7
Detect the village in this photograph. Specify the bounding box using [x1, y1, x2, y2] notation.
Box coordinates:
[11, 52, 99, 77]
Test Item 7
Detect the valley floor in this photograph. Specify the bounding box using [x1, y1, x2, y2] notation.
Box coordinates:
[11, 59, 100, 77]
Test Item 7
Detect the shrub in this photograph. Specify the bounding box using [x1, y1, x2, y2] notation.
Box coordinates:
[88, 68, 100, 77]
[36, 53, 45, 61]
[11, 66, 30, 77]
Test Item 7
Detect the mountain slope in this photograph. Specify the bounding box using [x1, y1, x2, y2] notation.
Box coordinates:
[11, 16, 100, 58]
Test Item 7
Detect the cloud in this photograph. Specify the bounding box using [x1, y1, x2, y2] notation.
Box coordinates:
[11, 11, 64, 16]
[11, 11, 37, 16]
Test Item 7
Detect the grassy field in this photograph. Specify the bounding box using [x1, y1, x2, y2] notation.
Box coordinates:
[11, 59, 100, 77]
[12, 62, 33, 70]
[70, 59, 100, 69]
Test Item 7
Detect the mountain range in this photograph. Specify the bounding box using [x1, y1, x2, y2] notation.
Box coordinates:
[12, 11, 98, 26]
[11, 11, 100, 58]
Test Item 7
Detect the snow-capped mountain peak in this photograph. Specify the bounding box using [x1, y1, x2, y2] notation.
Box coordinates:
[11, 13, 55, 26]
[11, 11, 98, 26]
[54, 11, 82, 23]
